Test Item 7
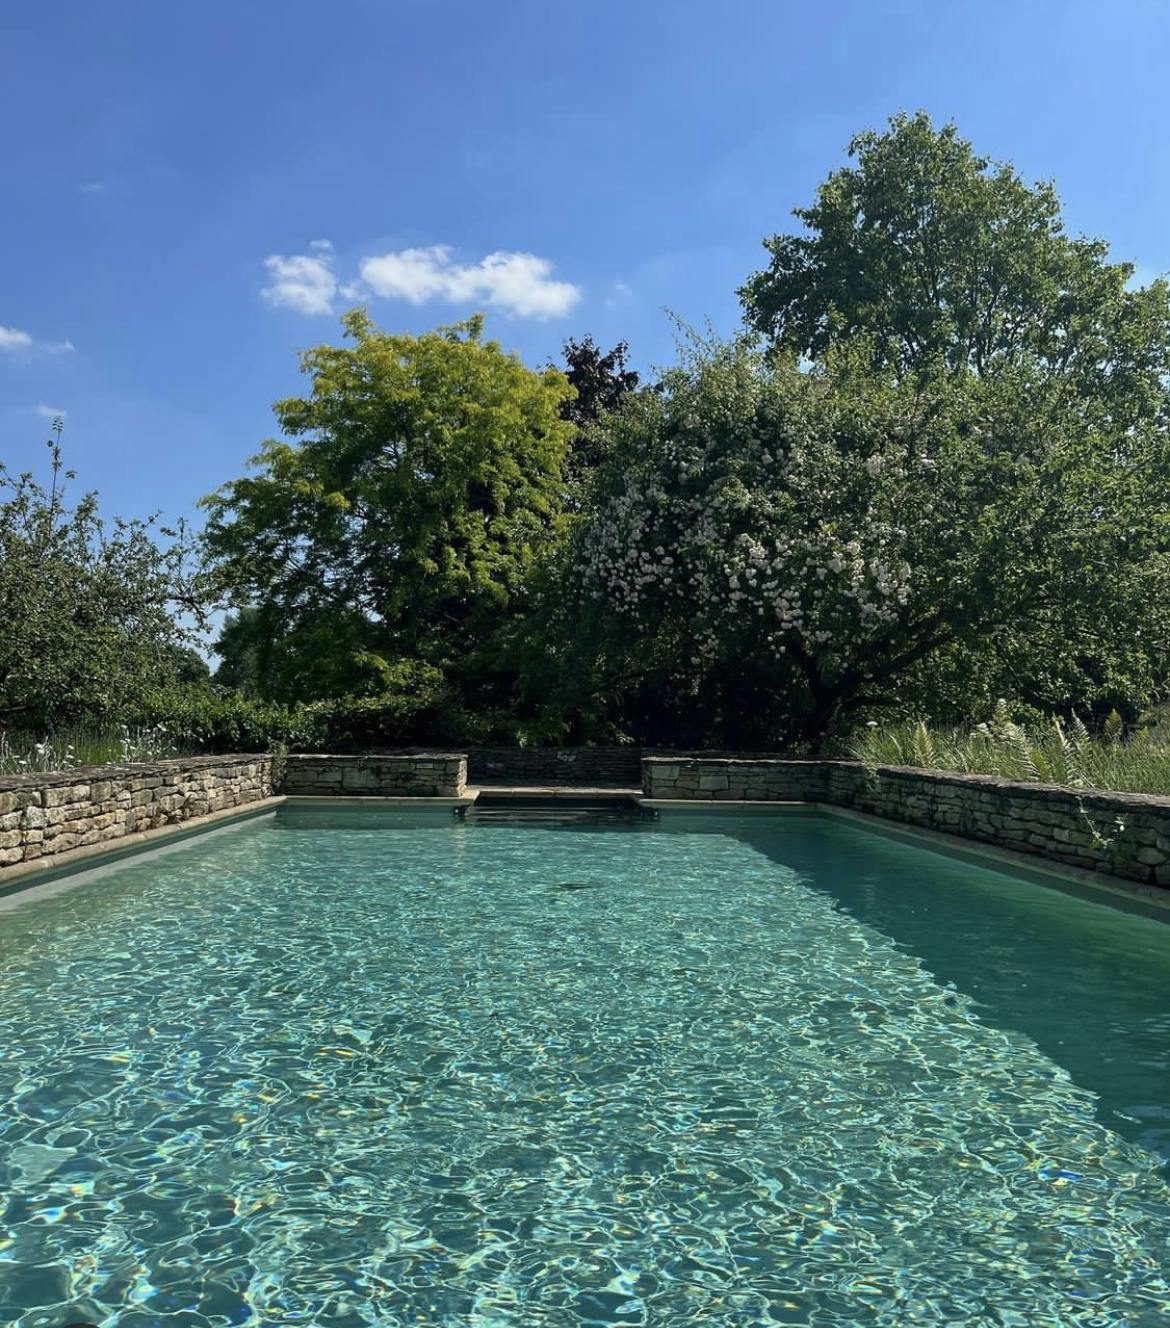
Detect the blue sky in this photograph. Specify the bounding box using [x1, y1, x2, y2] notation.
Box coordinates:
[3, 0, 1169, 527]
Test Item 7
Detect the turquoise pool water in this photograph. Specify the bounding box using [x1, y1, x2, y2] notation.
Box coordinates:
[1, 807, 1170, 1326]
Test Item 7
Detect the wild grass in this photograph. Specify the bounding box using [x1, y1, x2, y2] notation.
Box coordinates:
[0, 724, 184, 777]
[848, 701, 1170, 796]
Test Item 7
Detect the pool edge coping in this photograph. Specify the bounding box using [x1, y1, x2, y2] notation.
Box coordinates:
[282, 794, 478, 807]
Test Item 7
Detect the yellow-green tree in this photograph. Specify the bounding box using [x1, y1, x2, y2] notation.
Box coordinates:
[203, 312, 575, 732]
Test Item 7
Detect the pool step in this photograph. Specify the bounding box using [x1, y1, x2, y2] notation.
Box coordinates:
[465, 788, 644, 821]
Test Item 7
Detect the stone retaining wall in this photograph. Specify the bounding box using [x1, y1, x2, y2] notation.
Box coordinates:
[468, 746, 641, 787]
[280, 753, 467, 797]
[0, 755, 274, 870]
[824, 763, 1170, 888]
[642, 756, 1170, 889]
[643, 756, 827, 802]
[7, 749, 1168, 892]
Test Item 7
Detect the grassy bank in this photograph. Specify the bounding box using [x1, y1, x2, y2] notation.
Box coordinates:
[0, 725, 184, 777]
[849, 704, 1170, 796]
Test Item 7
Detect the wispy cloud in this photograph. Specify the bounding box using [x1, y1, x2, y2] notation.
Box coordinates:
[261, 251, 338, 315]
[604, 280, 633, 311]
[0, 323, 72, 354]
[78, 180, 105, 195]
[262, 241, 582, 320]
[34, 403, 67, 420]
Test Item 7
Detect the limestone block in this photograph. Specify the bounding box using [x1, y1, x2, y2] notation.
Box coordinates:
[44, 784, 90, 808]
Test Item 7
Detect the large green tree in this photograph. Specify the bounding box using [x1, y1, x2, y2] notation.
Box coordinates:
[0, 436, 197, 729]
[570, 339, 1170, 749]
[741, 113, 1170, 429]
[203, 312, 575, 728]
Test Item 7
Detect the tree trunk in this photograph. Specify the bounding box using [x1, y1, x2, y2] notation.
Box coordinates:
[793, 688, 847, 754]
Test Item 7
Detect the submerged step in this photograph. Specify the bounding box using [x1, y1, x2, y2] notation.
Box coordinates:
[466, 787, 644, 820]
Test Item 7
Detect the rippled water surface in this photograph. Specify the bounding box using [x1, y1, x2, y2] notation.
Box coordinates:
[2, 807, 1170, 1327]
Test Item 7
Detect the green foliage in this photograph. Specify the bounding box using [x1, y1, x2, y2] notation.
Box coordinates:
[559, 335, 641, 428]
[557, 111, 1170, 749]
[0, 434, 199, 731]
[11, 122, 1170, 768]
[202, 311, 576, 710]
[569, 335, 1170, 749]
[557, 335, 642, 480]
[130, 687, 311, 754]
[130, 679, 506, 755]
[741, 112, 1170, 429]
[849, 702, 1170, 796]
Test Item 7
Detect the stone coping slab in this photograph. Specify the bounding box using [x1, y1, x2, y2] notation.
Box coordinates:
[283, 752, 467, 762]
[0, 752, 271, 793]
[470, 786, 642, 799]
[639, 799, 814, 812]
[643, 755, 1170, 811]
[283, 795, 477, 808]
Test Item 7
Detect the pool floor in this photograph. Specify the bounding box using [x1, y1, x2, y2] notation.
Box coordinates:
[0, 808, 1169, 1326]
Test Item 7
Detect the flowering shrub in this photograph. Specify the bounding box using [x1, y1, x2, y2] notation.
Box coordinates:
[571, 339, 1170, 749]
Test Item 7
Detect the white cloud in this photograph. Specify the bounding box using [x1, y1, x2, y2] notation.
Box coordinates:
[360, 245, 581, 319]
[34, 403, 67, 420]
[0, 325, 33, 351]
[79, 180, 105, 195]
[0, 324, 70, 354]
[261, 251, 338, 315]
[262, 241, 582, 320]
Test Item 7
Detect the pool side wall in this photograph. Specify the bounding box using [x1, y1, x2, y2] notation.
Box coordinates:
[642, 757, 1170, 889]
[0, 751, 471, 876]
[0, 755, 276, 870]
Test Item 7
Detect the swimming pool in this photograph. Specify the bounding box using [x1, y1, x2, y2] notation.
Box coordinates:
[1, 806, 1169, 1326]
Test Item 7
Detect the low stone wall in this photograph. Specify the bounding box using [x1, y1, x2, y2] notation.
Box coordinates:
[824, 763, 1170, 888]
[7, 748, 1167, 892]
[468, 746, 642, 787]
[642, 756, 1170, 889]
[0, 755, 274, 870]
[643, 756, 829, 801]
[280, 753, 467, 797]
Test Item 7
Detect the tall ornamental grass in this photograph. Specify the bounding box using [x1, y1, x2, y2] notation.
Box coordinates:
[849, 701, 1170, 796]
[0, 725, 182, 777]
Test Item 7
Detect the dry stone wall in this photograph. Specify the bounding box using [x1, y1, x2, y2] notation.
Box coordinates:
[0, 751, 470, 877]
[642, 756, 1170, 889]
[6, 748, 1168, 893]
[823, 763, 1170, 888]
[643, 757, 827, 802]
[280, 754, 467, 797]
[0, 755, 274, 870]
[468, 746, 641, 787]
